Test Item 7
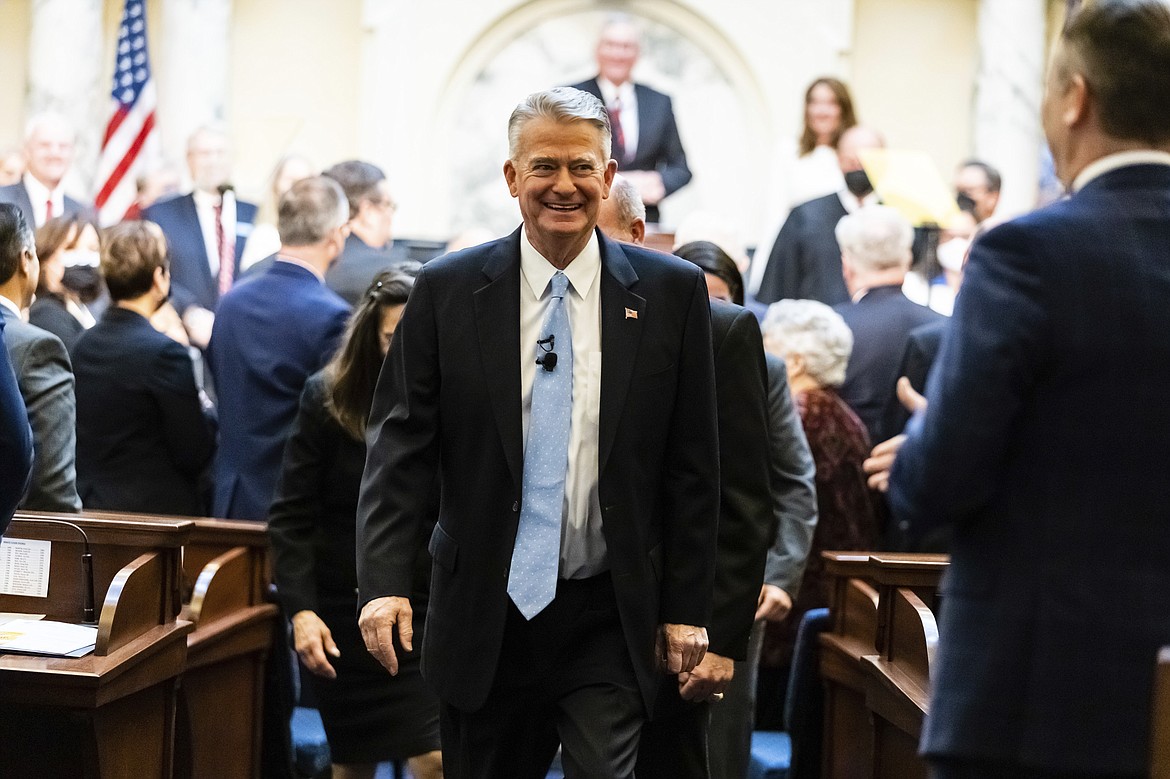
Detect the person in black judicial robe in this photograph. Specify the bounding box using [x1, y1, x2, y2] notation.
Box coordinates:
[72, 222, 215, 516]
[636, 298, 773, 777]
[356, 87, 719, 778]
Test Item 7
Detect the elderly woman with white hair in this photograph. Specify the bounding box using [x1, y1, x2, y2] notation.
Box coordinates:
[757, 299, 880, 700]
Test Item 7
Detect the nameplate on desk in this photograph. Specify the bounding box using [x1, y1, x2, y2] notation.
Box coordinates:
[0, 538, 51, 598]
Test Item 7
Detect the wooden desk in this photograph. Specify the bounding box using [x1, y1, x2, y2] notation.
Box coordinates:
[1154, 647, 1170, 779]
[81, 511, 278, 779]
[0, 513, 194, 778]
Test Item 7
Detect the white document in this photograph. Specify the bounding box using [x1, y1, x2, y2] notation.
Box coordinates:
[0, 619, 97, 657]
[0, 538, 52, 598]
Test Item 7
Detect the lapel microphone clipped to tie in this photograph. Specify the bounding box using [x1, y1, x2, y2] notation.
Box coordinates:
[536, 335, 558, 371]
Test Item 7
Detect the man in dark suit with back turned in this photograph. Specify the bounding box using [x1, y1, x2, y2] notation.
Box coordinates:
[883, 3, 1170, 776]
[833, 204, 943, 447]
[322, 160, 409, 305]
[754, 126, 884, 306]
[143, 126, 257, 349]
[357, 87, 719, 778]
[206, 177, 350, 521]
[571, 15, 691, 224]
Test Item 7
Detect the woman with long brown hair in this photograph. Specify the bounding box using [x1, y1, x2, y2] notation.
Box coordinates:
[267, 269, 442, 779]
[29, 214, 101, 353]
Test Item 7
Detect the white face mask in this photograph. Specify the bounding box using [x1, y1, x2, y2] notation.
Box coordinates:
[937, 237, 970, 273]
[61, 249, 100, 268]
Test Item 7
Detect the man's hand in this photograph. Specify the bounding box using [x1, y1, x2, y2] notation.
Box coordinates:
[182, 306, 215, 349]
[657, 623, 708, 674]
[864, 377, 928, 492]
[677, 651, 734, 702]
[623, 170, 667, 205]
[291, 610, 340, 679]
[755, 584, 793, 622]
[358, 596, 413, 675]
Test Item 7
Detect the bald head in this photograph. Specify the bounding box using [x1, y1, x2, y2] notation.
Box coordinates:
[837, 126, 885, 173]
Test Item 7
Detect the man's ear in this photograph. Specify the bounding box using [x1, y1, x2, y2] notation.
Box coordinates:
[630, 217, 645, 246]
[603, 159, 618, 195]
[503, 160, 519, 198]
[1065, 72, 1090, 129]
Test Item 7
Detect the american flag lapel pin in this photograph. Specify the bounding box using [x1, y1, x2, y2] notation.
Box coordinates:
[625, 307, 638, 320]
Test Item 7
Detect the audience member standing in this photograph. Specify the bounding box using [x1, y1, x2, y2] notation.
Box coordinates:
[0, 299, 33, 535]
[72, 221, 215, 516]
[322, 160, 408, 306]
[268, 271, 441, 779]
[954, 159, 1002, 224]
[884, 3, 1170, 775]
[759, 299, 878, 717]
[144, 126, 258, 348]
[0, 203, 81, 513]
[29, 216, 99, 355]
[0, 113, 89, 229]
[571, 15, 692, 223]
[833, 204, 943, 446]
[755, 126, 885, 306]
[356, 87, 718, 777]
[207, 176, 351, 521]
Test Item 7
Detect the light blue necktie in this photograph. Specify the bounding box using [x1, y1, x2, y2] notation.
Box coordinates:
[508, 271, 574, 619]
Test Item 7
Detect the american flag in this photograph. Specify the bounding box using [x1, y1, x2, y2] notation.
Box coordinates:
[93, 0, 159, 226]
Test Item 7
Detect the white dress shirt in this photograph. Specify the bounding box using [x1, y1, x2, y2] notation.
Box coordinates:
[193, 188, 236, 277]
[1071, 150, 1170, 193]
[0, 294, 22, 320]
[598, 77, 638, 160]
[22, 173, 65, 228]
[519, 227, 606, 578]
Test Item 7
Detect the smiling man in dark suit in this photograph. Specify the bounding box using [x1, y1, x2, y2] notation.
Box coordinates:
[570, 15, 691, 224]
[357, 87, 718, 778]
[885, 2, 1170, 776]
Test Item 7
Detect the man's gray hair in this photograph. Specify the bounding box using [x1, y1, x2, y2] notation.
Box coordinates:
[761, 299, 854, 388]
[834, 204, 914, 273]
[507, 87, 612, 161]
[278, 176, 349, 246]
[608, 174, 645, 228]
[24, 111, 74, 144]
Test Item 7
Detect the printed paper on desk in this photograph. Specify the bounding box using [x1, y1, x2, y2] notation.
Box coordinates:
[0, 538, 51, 598]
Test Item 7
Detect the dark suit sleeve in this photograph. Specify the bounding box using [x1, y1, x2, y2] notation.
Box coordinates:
[889, 222, 1049, 542]
[18, 333, 81, 512]
[879, 326, 937, 442]
[268, 377, 333, 616]
[658, 271, 721, 627]
[656, 96, 692, 197]
[151, 339, 215, 478]
[707, 308, 773, 659]
[0, 322, 33, 533]
[356, 270, 441, 604]
[757, 207, 804, 304]
[762, 354, 818, 599]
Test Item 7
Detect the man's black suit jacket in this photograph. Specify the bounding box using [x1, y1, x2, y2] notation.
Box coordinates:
[73, 307, 215, 516]
[756, 193, 849, 305]
[143, 192, 258, 313]
[571, 78, 692, 221]
[890, 163, 1170, 773]
[834, 285, 943, 445]
[0, 181, 88, 227]
[324, 233, 411, 306]
[880, 317, 947, 444]
[357, 227, 719, 715]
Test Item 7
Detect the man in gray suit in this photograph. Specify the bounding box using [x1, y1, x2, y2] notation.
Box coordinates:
[0, 203, 81, 513]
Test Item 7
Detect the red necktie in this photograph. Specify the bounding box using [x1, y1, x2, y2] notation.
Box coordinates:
[608, 98, 627, 166]
[44, 199, 53, 222]
[214, 202, 235, 296]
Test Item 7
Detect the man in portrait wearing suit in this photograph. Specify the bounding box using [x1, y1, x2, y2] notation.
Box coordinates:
[206, 177, 350, 521]
[754, 126, 884, 306]
[0, 113, 89, 228]
[832, 204, 942, 447]
[0, 203, 81, 513]
[570, 15, 692, 224]
[143, 126, 257, 348]
[322, 160, 409, 305]
[356, 87, 719, 778]
[884, 2, 1170, 776]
